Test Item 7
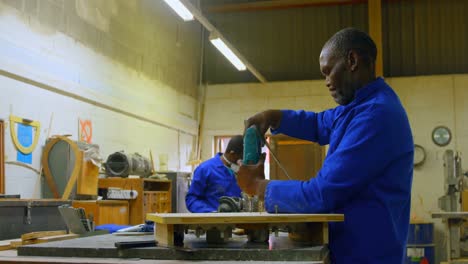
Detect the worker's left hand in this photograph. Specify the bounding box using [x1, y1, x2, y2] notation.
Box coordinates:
[236, 153, 268, 197]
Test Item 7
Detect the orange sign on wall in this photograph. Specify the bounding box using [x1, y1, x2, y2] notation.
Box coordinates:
[79, 119, 92, 144]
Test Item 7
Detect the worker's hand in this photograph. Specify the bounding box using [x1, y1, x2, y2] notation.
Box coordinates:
[245, 110, 283, 137]
[236, 153, 269, 198]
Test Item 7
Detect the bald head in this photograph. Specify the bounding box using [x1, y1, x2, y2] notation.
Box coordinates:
[324, 28, 377, 68]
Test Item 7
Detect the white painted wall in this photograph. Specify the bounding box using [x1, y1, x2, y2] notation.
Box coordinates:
[202, 74, 468, 262]
[0, 1, 201, 198]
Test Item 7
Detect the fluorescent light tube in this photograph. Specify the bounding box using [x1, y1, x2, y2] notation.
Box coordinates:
[210, 38, 247, 71]
[163, 0, 194, 21]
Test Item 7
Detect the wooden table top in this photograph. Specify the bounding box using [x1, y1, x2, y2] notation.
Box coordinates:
[147, 212, 344, 224]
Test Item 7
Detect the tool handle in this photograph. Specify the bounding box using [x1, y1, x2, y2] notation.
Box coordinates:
[243, 125, 263, 165]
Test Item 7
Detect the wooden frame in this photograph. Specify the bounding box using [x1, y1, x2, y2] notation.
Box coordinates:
[41, 136, 82, 199]
[0, 120, 4, 194]
[9, 115, 41, 154]
[147, 212, 344, 246]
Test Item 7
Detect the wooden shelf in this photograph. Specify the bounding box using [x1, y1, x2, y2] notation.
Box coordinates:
[98, 178, 171, 225]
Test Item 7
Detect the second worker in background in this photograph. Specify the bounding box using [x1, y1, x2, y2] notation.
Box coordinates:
[185, 135, 244, 213]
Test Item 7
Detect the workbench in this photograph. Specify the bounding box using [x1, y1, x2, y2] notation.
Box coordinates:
[0, 199, 70, 240]
[16, 212, 342, 262]
[147, 212, 344, 247]
[17, 233, 329, 262]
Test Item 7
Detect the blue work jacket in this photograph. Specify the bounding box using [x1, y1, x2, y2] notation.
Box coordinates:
[186, 153, 242, 213]
[266, 78, 414, 264]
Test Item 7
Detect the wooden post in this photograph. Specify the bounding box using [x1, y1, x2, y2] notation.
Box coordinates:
[368, 0, 383, 77]
[155, 223, 174, 246]
[0, 120, 4, 194]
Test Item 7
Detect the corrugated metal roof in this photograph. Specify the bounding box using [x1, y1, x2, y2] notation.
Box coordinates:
[201, 0, 468, 84]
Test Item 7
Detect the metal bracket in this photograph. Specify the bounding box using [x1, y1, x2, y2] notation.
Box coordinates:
[24, 201, 32, 225]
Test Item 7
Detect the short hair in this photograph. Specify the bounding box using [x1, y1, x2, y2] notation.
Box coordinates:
[225, 135, 243, 154]
[324, 28, 377, 64]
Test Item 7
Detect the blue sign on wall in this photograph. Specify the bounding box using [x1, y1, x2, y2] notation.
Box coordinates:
[16, 123, 33, 164]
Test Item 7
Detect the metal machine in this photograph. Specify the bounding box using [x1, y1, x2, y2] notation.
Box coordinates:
[217, 125, 264, 214]
[439, 150, 465, 212]
[434, 150, 468, 263]
[104, 151, 152, 178]
[214, 126, 294, 243]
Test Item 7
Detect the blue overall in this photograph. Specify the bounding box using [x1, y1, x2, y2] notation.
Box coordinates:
[186, 153, 242, 213]
[265, 78, 414, 264]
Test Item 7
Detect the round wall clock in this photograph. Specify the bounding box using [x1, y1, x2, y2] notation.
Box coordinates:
[432, 126, 451, 147]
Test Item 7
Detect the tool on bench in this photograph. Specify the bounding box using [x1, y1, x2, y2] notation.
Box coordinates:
[243, 124, 264, 165]
[218, 124, 291, 213]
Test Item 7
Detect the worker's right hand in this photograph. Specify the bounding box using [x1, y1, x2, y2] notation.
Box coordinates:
[236, 153, 268, 198]
[244, 110, 283, 136]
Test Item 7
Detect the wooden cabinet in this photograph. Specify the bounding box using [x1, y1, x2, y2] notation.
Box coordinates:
[72, 200, 129, 225]
[98, 178, 171, 225]
[269, 135, 325, 181]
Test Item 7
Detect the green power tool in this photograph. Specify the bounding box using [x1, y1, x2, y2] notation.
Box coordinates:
[243, 124, 264, 165]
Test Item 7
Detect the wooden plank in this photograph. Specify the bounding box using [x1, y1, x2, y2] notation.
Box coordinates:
[0, 239, 18, 251]
[76, 158, 99, 196]
[147, 213, 344, 224]
[368, 0, 383, 77]
[61, 149, 82, 200]
[32, 234, 78, 244]
[9, 240, 26, 248]
[21, 230, 66, 241]
[10, 234, 78, 248]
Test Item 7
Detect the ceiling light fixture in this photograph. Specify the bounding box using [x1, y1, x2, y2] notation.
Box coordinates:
[162, 0, 266, 82]
[209, 35, 246, 71]
[162, 0, 194, 21]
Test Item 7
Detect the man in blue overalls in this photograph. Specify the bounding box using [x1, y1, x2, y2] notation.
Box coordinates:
[186, 135, 243, 213]
[237, 28, 414, 264]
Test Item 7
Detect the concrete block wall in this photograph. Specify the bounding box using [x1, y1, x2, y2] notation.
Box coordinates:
[202, 74, 468, 263]
[0, 1, 202, 198]
[201, 80, 336, 158]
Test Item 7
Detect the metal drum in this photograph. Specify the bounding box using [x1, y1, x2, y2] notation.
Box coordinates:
[406, 222, 434, 264]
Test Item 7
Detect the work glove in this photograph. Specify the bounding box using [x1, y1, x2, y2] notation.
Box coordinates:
[236, 153, 267, 197]
[244, 110, 283, 137]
